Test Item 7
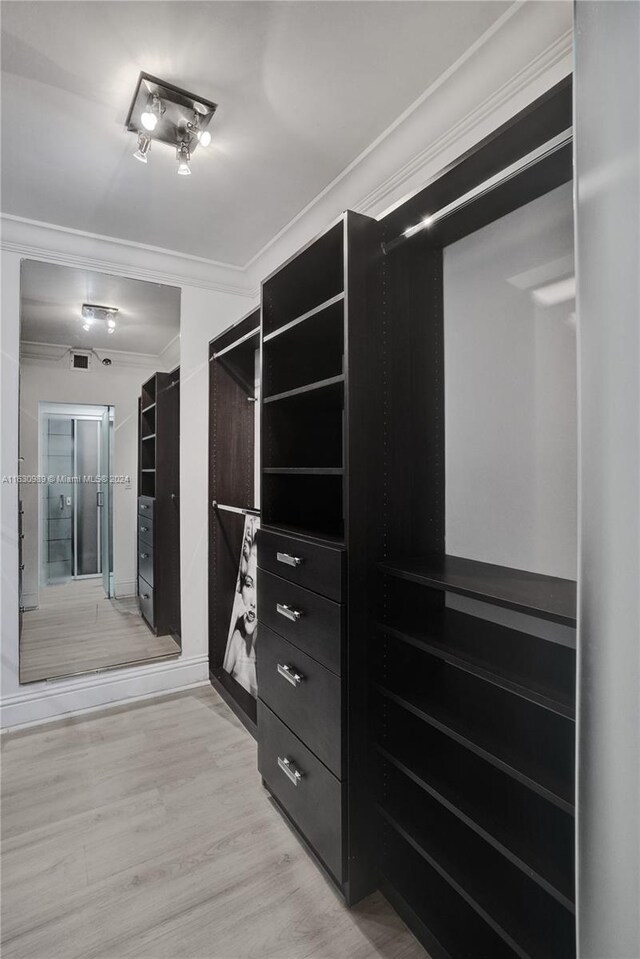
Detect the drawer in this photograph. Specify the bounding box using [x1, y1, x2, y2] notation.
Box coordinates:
[258, 625, 343, 777]
[257, 529, 345, 602]
[138, 545, 154, 586]
[258, 570, 343, 675]
[138, 514, 154, 546]
[258, 700, 344, 883]
[138, 496, 154, 519]
[138, 575, 154, 628]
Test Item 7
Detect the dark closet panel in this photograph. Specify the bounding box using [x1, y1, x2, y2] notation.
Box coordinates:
[137, 369, 181, 640]
[371, 76, 577, 959]
[208, 308, 260, 733]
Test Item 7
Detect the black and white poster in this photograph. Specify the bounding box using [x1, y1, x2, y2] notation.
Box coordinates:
[222, 515, 259, 698]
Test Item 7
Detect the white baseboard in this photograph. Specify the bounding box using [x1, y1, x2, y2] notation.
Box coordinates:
[114, 580, 137, 598]
[20, 591, 38, 610]
[0, 655, 209, 730]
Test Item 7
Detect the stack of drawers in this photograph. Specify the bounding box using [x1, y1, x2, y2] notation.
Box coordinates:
[256, 529, 347, 886]
[137, 495, 154, 629]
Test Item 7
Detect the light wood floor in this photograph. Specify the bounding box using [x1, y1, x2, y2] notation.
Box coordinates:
[20, 580, 180, 683]
[0, 687, 426, 959]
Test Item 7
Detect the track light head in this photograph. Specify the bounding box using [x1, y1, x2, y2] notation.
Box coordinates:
[133, 133, 151, 163]
[176, 141, 191, 176]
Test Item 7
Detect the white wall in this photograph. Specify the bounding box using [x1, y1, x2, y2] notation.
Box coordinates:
[19, 355, 163, 606]
[444, 181, 577, 579]
[575, 3, 640, 955]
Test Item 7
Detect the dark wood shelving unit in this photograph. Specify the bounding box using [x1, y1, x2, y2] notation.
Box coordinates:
[370, 78, 577, 959]
[208, 308, 261, 733]
[137, 369, 181, 639]
[257, 209, 383, 906]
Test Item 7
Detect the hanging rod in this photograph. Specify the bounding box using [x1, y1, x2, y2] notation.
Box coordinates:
[212, 501, 260, 517]
[211, 327, 260, 360]
[382, 128, 573, 255]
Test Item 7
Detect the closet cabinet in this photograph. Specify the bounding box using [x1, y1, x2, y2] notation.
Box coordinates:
[371, 77, 577, 959]
[256, 211, 382, 904]
[137, 370, 181, 638]
[208, 310, 260, 731]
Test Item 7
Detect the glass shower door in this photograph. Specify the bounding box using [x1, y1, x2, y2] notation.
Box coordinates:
[44, 416, 74, 585]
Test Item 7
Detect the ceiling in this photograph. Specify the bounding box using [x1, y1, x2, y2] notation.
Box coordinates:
[1, 1, 510, 266]
[20, 260, 180, 355]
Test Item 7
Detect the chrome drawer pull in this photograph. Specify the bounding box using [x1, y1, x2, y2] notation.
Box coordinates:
[140, 504, 149, 510]
[277, 663, 304, 687]
[140, 552, 150, 559]
[140, 526, 149, 532]
[278, 756, 304, 786]
[277, 603, 302, 622]
[141, 593, 150, 600]
[276, 551, 303, 568]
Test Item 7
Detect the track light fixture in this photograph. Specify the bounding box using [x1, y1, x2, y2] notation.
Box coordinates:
[125, 73, 217, 177]
[133, 132, 151, 163]
[81, 304, 119, 336]
[176, 141, 191, 176]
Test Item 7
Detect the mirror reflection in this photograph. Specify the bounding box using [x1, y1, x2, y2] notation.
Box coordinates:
[19, 260, 181, 683]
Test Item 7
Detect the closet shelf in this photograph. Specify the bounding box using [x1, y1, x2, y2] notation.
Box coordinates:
[263, 292, 345, 344]
[375, 682, 574, 815]
[141, 469, 156, 473]
[377, 744, 574, 910]
[378, 806, 571, 959]
[262, 467, 343, 476]
[377, 623, 574, 720]
[141, 434, 156, 441]
[263, 374, 344, 405]
[141, 402, 156, 414]
[379, 555, 577, 628]
[262, 521, 345, 547]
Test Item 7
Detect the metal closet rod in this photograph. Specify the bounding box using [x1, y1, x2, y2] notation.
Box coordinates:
[382, 127, 573, 255]
[212, 501, 260, 517]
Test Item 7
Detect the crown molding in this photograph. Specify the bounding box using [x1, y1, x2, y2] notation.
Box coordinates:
[0, 214, 254, 298]
[20, 339, 164, 370]
[244, 1, 573, 287]
[357, 28, 573, 221]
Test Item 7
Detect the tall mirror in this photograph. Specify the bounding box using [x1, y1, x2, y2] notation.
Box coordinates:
[18, 260, 181, 682]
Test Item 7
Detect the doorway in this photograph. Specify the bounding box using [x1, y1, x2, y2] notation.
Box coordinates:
[39, 403, 114, 597]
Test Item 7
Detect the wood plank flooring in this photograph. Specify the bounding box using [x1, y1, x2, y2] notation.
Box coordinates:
[20, 580, 180, 683]
[0, 687, 427, 959]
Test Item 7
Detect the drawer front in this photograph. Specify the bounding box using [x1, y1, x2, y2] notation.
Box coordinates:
[138, 545, 154, 586]
[138, 575, 154, 628]
[258, 700, 344, 883]
[258, 625, 343, 777]
[258, 570, 343, 675]
[138, 514, 154, 546]
[138, 496, 154, 519]
[257, 529, 345, 602]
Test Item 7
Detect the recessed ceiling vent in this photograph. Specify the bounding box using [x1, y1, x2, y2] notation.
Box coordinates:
[70, 350, 91, 371]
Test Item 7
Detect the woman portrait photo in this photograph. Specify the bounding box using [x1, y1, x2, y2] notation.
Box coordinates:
[223, 515, 259, 697]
